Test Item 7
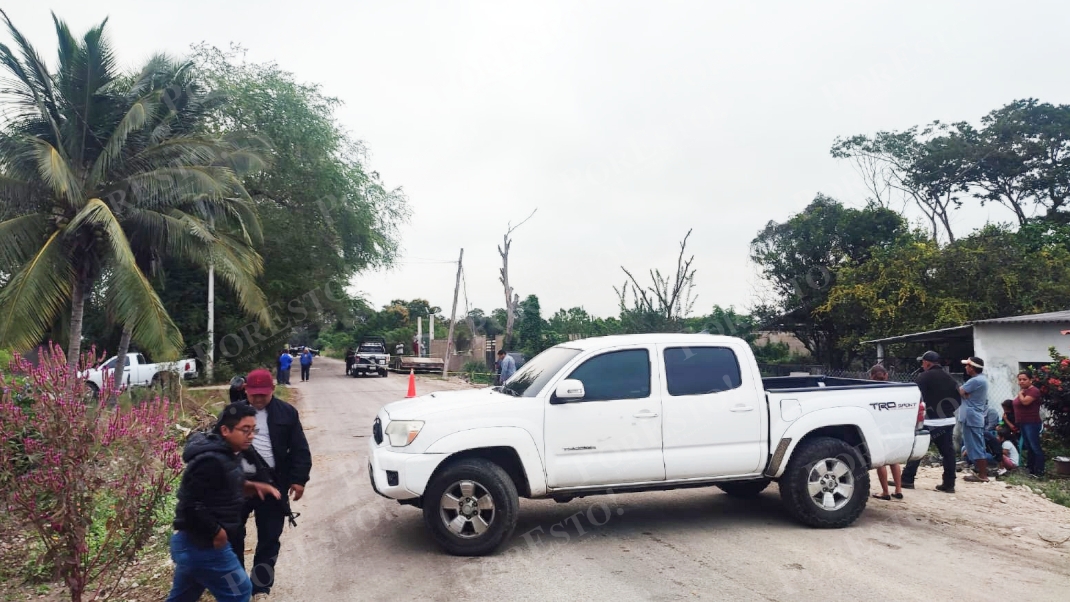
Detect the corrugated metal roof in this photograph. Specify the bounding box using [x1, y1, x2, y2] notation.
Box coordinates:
[862, 325, 974, 345]
[971, 309, 1070, 325]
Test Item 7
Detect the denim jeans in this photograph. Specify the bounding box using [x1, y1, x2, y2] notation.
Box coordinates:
[1020, 423, 1045, 476]
[166, 531, 252, 602]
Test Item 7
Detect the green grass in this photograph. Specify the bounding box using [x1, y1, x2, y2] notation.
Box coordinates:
[1002, 471, 1070, 508]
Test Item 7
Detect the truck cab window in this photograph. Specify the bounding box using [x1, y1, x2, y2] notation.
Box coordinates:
[567, 349, 650, 401]
[664, 347, 741, 396]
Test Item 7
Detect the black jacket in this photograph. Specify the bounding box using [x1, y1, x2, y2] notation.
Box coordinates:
[241, 396, 312, 489]
[916, 365, 962, 421]
[173, 433, 246, 547]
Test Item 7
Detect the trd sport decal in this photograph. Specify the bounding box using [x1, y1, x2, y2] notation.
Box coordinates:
[869, 402, 918, 411]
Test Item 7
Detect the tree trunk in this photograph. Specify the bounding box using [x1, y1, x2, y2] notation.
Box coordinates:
[112, 324, 134, 395]
[67, 277, 87, 369]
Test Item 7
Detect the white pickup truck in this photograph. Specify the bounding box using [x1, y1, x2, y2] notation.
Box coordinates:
[82, 352, 198, 394]
[368, 334, 930, 556]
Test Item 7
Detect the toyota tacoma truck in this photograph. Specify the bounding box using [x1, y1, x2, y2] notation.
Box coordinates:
[352, 336, 389, 378]
[82, 352, 198, 395]
[368, 334, 930, 555]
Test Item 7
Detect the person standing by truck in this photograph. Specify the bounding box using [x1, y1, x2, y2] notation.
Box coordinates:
[869, 365, 903, 501]
[277, 349, 293, 385]
[901, 351, 962, 493]
[344, 348, 355, 376]
[959, 357, 991, 483]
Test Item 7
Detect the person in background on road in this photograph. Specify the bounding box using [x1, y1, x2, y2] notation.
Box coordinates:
[395, 342, 405, 356]
[996, 427, 1020, 474]
[497, 349, 516, 384]
[234, 369, 312, 601]
[299, 347, 313, 382]
[277, 349, 293, 385]
[869, 364, 903, 501]
[959, 357, 991, 483]
[167, 403, 281, 602]
[1014, 371, 1045, 478]
[413, 336, 420, 357]
[229, 376, 247, 403]
[344, 348, 355, 376]
[902, 351, 962, 493]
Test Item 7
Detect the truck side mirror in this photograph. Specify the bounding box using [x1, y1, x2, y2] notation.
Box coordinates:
[551, 379, 586, 404]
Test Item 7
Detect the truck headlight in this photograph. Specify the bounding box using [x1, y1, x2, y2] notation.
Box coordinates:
[384, 420, 424, 447]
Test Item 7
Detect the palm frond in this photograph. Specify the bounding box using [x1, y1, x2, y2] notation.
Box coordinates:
[25, 136, 82, 206]
[87, 91, 159, 188]
[0, 229, 74, 351]
[67, 198, 183, 359]
[0, 213, 48, 269]
[0, 9, 63, 138]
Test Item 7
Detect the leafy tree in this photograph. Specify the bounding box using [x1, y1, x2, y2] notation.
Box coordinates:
[751, 195, 909, 367]
[185, 45, 407, 368]
[0, 13, 259, 364]
[516, 294, 545, 357]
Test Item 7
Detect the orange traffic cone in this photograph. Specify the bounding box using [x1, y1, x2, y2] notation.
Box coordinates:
[406, 369, 417, 398]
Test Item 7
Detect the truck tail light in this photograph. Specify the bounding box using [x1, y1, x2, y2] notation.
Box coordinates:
[916, 402, 925, 431]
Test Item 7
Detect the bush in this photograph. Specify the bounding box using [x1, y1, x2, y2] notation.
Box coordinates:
[1030, 346, 1070, 446]
[0, 344, 182, 602]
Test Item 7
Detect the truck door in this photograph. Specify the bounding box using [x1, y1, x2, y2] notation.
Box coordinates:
[544, 346, 665, 488]
[658, 345, 763, 479]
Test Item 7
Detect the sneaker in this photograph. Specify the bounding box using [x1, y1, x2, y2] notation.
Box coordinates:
[997, 468, 1008, 477]
[935, 484, 955, 494]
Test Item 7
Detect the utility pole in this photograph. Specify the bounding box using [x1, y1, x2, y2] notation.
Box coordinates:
[443, 249, 463, 376]
[206, 216, 215, 382]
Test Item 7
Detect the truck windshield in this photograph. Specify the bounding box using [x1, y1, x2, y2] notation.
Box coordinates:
[502, 347, 581, 398]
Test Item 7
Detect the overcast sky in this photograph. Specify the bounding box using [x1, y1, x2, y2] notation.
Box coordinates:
[8, 2, 1066, 318]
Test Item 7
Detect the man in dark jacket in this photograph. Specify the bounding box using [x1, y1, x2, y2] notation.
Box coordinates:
[168, 403, 280, 602]
[901, 351, 963, 493]
[235, 368, 312, 599]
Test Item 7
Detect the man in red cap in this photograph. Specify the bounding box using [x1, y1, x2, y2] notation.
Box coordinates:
[234, 368, 312, 601]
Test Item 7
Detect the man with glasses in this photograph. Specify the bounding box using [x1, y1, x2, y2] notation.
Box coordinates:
[168, 403, 281, 602]
[234, 369, 312, 601]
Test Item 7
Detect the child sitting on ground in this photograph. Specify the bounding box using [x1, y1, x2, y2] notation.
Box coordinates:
[997, 427, 1019, 475]
[1000, 399, 1020, 447]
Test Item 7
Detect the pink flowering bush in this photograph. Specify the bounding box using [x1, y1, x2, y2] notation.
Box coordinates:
[0, 344, 182, 602]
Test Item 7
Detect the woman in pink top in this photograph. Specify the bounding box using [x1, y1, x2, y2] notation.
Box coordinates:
[1014, 372, 1044, 477]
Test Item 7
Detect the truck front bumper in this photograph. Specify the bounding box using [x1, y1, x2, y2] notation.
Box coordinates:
[367, 439, 445, 501]
[908, 429, 932, 462]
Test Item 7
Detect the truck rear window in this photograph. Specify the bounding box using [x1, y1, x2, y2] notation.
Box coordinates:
[664, 347, 742, 396]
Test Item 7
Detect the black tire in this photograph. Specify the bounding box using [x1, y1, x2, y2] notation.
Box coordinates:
[779, 436, 868, 529]
[716, 479, 771, 498]
[86, 382, 100, 398]
[380, 370, 388, 378]
[422, 458, 519, 556]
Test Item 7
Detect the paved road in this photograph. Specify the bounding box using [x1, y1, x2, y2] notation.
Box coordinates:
[269, 357, 1069, 601]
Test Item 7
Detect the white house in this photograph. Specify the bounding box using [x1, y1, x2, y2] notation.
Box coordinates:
[865, 309, 1070, 404]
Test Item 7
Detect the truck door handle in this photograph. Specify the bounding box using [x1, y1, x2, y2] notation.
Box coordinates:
[730, 405, 754, 412]
[633, 411, 659, 418]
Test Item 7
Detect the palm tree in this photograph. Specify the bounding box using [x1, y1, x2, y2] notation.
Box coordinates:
[0, 11, 268, 366]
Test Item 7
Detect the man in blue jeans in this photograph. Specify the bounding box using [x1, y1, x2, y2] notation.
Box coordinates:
[168, 403, 281, 602]
[299, 347, 313, 381]
[959, 356, 991, 483]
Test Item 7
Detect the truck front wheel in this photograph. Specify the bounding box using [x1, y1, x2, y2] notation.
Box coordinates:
[779, 437, 868, 529]
[423, 458, 519, 556]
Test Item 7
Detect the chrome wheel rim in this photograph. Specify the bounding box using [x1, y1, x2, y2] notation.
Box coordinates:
[806, 457, 855, 511]
[439, 480, 495, 539]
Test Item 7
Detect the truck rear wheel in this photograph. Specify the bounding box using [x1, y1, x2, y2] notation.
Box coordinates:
[779, 437, 868, 529]
[423, 458, 519, 556]
[716, 479, 771, 498]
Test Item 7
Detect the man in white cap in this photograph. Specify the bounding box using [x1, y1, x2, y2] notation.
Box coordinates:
[959, 356, 991, 483]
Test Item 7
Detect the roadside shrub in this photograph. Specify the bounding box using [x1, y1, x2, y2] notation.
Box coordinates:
[0, 344, 182, 602]
[1030, 346, 1070, 446]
